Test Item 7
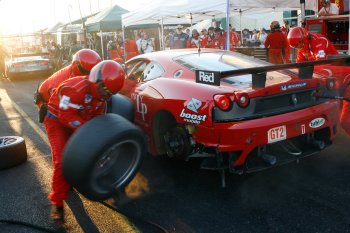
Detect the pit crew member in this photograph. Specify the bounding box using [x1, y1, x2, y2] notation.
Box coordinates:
[264, 21, 290, 64]
[44, 60, 125, 223]
[287, 26, 350, 137]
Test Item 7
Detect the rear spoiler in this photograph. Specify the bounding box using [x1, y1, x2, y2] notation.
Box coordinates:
[195, 56, 350, 88]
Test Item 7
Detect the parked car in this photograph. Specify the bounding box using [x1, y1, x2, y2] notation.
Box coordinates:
[5, 52, 54, 80]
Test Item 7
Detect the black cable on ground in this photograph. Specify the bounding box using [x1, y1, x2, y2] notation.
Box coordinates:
[99, 200, 169, 233]
[0, 219, 60, 233]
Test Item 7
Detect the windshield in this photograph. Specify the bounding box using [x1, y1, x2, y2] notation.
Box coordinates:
[174, 51, 292, 85]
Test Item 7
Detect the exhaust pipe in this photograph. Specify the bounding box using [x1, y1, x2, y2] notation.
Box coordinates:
[261, 153, 277, 166]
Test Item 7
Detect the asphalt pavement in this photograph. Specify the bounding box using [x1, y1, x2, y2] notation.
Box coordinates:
[1, 78, 350, 233]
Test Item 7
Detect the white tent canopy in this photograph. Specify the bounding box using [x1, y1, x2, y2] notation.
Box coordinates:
[122, 0, 317, 28]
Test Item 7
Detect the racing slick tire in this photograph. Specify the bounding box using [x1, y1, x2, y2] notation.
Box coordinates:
[62, 113, 146, 201]
[106, 94, 134, 122]
[0, 136, 27, 170]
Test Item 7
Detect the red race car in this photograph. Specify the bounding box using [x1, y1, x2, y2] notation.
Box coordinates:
[109, 48, 346, 185]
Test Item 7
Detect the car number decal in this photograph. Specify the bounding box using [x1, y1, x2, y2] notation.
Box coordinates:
[268, 125, 286, 144]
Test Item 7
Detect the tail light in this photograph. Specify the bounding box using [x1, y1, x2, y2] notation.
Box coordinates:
[235, 93, 250, 108]
[214, 94, 232, 111]
[39, 61, 49, 65]
[326, 78, 336, 91]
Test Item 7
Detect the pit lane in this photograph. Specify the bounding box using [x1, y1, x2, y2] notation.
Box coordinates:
[1, 77, 350, 233]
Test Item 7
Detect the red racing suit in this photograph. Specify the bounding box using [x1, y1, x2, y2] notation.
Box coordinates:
[341, 86, 350, 136]
[44, 76, 105, 207]
[37, 65, 75, 109]
[295, 34, 350, 136]
[295, 33, 338, 62]
[264, 30, 290, 64]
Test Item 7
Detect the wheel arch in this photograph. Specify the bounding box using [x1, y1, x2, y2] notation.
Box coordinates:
[152, 110, 177, 155]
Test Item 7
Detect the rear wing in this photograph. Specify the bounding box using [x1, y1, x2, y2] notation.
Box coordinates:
[195, 56, 350, 88]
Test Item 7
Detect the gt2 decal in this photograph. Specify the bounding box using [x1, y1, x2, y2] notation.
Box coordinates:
[132, 94, 148, 121]
[281, 82, 307, 91]
[268, 125, 286, 143]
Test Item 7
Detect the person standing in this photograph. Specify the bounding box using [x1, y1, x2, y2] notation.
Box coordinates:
[170, 25, 189, 49]
[264, 21, 290, 64]
[139, 33, 155, 54]
[318, 0, 339, 16]
[0, 44, 9, 79]
[187, 29, 202, 48]
[280, 21, 290, 36]
[45, 60, 126, 223]
[210, 28, 225, 50]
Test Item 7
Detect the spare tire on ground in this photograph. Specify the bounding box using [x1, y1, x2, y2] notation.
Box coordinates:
[62, 113, 146, 201]
[0, 136, 27, 170]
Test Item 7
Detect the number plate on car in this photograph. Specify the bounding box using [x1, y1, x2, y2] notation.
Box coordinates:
[267, 125, 286, 143]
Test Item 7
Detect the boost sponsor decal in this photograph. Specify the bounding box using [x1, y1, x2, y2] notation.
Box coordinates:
[195, 70, 220, 86]
[309, 117, 325, 129]
[281, 82, 307, 91]
[180, 98, 207, 124]
[180, 109, 207, 124]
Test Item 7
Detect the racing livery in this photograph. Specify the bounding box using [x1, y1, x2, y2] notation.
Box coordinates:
[119, 48, 345, 185]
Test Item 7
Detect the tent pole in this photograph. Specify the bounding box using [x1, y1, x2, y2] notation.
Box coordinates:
[100, 30, 104, 60]
[122, 26, 126, 63]
[225, 0, 230, 51]
[300, 0, 305, 21]
[240, 9, 243, 46]
[161, 17, 165, 50]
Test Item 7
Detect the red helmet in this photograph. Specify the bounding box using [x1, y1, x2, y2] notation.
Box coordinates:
[88, 60, 125, 96]
[71, 49, 102, 76]
[270, 21, 280, 30]
[287, 26, 308, 48]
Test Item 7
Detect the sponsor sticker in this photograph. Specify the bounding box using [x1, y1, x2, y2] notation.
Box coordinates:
[309, 117, 325, 129]
[281, 82, 307, 91]
[131, 94, 148, 121]
[180, 98, 207, 124]
[186, 98, 202, 113]
[195, 70, 220, 86]
[268, 125, 286, 143]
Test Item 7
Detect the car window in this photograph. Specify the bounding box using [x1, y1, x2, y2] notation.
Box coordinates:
[142, 62, 164, 82]
[126, 60, 150, 81]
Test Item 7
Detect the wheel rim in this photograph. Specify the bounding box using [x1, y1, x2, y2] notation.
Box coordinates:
[0, 136, 18, 147]
[90, 139, 143, 194]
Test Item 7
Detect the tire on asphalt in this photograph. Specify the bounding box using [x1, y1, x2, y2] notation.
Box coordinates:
[62, 113, 146, 201]
[0, 136, 27, 170]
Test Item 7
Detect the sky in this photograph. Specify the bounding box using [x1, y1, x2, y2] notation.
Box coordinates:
[0, 0, 155, 35]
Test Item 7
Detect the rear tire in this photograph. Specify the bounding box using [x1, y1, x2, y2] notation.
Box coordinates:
[62, 114, 146, 201]
[0, 136, 27, 170]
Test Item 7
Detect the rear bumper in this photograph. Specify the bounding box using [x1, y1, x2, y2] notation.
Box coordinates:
[193, 100, 340, 165]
